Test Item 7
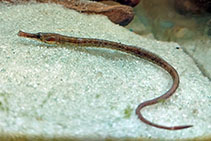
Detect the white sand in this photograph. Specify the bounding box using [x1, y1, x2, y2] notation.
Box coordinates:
[182, 38, 211, 80]
[0, 2, 210, 139]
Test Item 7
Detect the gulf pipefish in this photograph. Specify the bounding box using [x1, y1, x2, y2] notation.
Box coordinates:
[18, 30, 193, 130]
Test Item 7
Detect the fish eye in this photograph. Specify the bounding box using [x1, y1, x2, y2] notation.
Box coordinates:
[37, 32, 41, 39]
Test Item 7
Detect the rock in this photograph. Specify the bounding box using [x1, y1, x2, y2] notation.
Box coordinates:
[0, 0, 134, 26]
[175, 0, 211, 15]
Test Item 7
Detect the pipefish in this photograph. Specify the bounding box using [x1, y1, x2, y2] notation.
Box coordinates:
[18, 30, 192, 130]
